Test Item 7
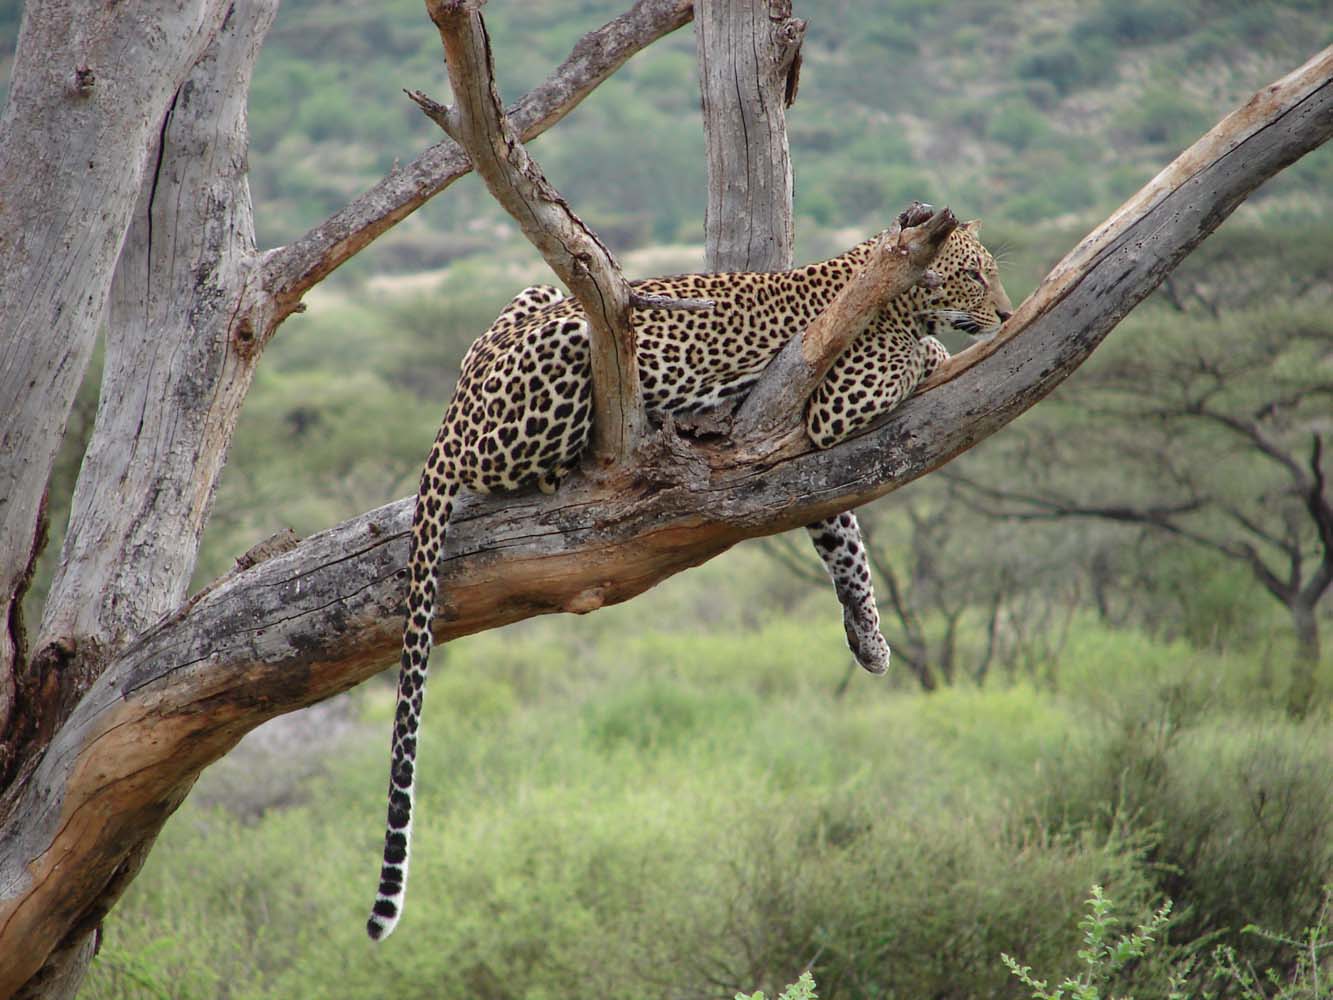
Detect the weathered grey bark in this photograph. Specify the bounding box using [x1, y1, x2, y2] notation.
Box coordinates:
[0, 3, 698, 996]
[4, 5, 278, 996]
[0, 0, 232, 768]
[2, 43, 1330, 996]
[35, 0, 279, 737]
[694, 0, 804, 271]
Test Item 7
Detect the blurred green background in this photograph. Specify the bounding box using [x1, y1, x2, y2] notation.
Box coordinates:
[6, 0, 1332, 995]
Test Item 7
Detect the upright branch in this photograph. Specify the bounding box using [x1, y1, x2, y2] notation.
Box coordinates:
[733, 205, 957, 447]
[694, 0, 805, 271]
[417, 0, 644, 467]
[256, 0, 694, 326]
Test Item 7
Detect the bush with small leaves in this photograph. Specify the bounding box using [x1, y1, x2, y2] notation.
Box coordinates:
[1002, 886, 1180, 1000]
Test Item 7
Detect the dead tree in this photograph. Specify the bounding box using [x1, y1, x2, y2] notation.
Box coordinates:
[0, 0, 1330, 991]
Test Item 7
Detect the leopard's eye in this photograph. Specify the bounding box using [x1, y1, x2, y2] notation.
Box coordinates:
[963, 267, 986, 286]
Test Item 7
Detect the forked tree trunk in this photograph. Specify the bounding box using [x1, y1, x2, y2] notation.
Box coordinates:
[0, 0, 233, 774]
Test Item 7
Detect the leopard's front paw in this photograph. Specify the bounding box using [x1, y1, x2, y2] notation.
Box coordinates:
[843, 606, 891, 675]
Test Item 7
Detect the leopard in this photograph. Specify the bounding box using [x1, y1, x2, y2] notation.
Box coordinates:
[366, 220, 1013, 940]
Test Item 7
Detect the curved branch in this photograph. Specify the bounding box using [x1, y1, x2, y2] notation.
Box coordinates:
[256, 0, 693, 325]
[421, 0, 644, 466]
[1, 41, 1331, 997]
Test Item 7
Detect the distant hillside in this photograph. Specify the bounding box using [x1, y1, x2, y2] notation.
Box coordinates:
[3, 0, 1331, 276]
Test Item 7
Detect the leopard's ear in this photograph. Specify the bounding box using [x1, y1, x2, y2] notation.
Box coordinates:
[962, 219, 981, 233]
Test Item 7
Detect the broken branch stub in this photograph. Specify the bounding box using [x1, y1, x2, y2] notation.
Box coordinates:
[421, 0, 644, 468]
[732, 206, 958, 447]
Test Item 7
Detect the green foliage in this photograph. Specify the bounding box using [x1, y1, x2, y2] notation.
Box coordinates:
[1013, 38, 1117, 96]
[1005, 884, 1333, 1000]
[82, 614, 1332, 1000]
[1034, 641, 1333, 974]
[1002, 886, 1177, 1000]
[986, 101, 1053, 152]
[1074, 1, 1194, 46]
[1207, 887, 1333, 999]
[1112, 87, 1212, 149]
[737, 971, 818, 1000]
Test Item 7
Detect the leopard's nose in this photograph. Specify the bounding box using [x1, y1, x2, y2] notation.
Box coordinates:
[997, 309, 1012, 322]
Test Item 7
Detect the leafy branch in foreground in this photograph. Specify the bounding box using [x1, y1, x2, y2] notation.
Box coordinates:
[1209, 887, 1333, 1000]
[1002, 885, 1177, 1000]
[735, 971, 818, 1000]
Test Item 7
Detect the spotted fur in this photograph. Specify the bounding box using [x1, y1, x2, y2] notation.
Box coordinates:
[367, 224, 1012, 939]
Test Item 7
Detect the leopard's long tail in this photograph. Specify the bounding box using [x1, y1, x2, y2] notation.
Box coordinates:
[367, 464, 460, 941]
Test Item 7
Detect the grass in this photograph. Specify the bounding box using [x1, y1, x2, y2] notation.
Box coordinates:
[80, 593, 1332, 999]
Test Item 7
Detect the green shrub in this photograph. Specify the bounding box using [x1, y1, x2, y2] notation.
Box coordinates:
[987, 101, 1053, 152]
[737, 971, 819, 1000]
[1014, 39, 1116, 95]
[1035, 680, 1333, 973]
[1003, 886, 1179, 1000]
[1112, 88, 1212, 148]
[1074, 1, 1193, 46]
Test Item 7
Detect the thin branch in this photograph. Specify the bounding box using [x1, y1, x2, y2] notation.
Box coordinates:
[257, 0, 693, 326]
[946, 472, 1208, 525]
[952, 473, 1299, 601]
[757, 533, 830, 588]
[421, 0, 644, 466]
[1301, 432, 1333, 603]
[731, 206, 958, 446]
[1188, 405, 1312, 486]
[1215, 498, 1298, 559]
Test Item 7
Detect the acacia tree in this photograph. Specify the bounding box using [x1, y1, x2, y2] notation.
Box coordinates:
[949, 299, 1333, 714]
[0, 0, 1330, 996]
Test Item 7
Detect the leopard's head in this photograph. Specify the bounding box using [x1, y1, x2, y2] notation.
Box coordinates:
[918, 221, 1013, 339]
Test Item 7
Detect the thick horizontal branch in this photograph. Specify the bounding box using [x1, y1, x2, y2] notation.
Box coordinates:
[2, 42, 1331, 996]
[920, 43, 1333, 396]
[733, 205, 957, 446]
[421, 0, 645, 466]
[257, 0, 692, 326]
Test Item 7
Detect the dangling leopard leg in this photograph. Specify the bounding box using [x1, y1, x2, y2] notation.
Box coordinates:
[806, 512, 890, 674]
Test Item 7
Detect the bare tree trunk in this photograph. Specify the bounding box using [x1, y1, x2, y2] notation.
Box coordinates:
[0, 0, 232, 772]
[694, 0, 802, 272]
[1287, 601, 1321, 717]
[2, 5, 277, 995]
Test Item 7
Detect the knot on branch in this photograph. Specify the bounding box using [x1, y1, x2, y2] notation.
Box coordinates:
[897, 200, 936, 229]
[634, 417, 713, 489]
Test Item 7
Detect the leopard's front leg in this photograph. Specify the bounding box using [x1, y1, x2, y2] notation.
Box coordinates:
[806, 513, 890, 674]
[800, 318, 936, 676]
